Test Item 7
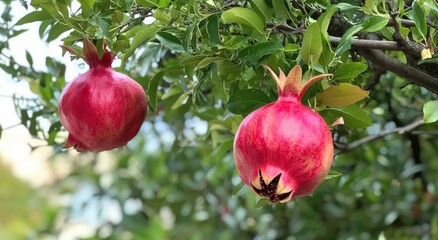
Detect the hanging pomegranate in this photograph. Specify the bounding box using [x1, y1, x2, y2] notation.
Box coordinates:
[58, 39, 147, 152]
[233, 65, 334, 203]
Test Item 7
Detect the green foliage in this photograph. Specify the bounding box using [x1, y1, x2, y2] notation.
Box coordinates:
[1, 0, 438, 239]
[423, 100, 438, 123]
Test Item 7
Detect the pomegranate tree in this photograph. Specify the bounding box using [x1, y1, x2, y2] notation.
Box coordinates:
[58, 39, 147, 152]
[233, 66, 334, 203]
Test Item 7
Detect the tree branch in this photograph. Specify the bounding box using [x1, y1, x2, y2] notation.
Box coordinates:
[358, 48, 438, 95]
[335, 118, 424, 154]
[329, 36, 404, 51]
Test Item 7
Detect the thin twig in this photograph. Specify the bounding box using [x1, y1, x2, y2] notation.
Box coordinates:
[335, 118, 424, 153]
[2, 123, 22, 130]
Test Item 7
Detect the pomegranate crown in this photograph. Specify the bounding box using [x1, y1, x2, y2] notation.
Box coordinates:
[60, 38, 115, 68]
[264, 65, 332, 100]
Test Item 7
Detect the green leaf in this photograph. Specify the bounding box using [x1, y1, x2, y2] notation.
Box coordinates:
[423, 100, 438, 123]
[249, 0, 273, 20]
[335, 25, 363, 56]
[207, 14, 221, 44]
[25, 50, 33, 66]
[171, 93, 190, 110]
[182, 24, 197, 52]
[325, 170, 342, 180]
[47, 21, 70, 42]
[0, 125, 2, 138]
[156, 31, 184, 52]
[255, 198, 270, 208]
[284, 43, 300, 52]
[272, 0, 296, 20]
[195, 56, 225, 70]
[15, 10, 53, 25]
[122, 25, 160, 65]
[362, 15, 389, 32]
[238, 41, 283, 62]
[221, 7, 265, 36]
[148, 71, 165, 112]
[336, 2, 360, 11]
[411, 1, 427, 39]
[334, 62, 368, 81]
[227, 89, 272, 116]
[137, 0, 159, 7]
[158, 0, 170, 8]
[317, 5, 338, 33]
[320, 105, 372, 129]
[233, 182, 248, 196]
[179, 55, 208, 66]
[300, 23, 323, 66]
[316, 83, 369, 107]
[153, 8, 171, 25]
[318, 31, 335, 67]
[418, 54, 438, 65]
[19, 0, 28, 9]
[78, 0, 94, 8]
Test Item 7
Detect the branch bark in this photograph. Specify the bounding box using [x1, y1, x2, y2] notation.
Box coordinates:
[335, 118, 424, 154]
[329, 36, 404, 51]
[358, 49, 438, 95]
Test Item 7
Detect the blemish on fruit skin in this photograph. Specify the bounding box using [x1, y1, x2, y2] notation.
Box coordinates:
[233, 66, 334, 203]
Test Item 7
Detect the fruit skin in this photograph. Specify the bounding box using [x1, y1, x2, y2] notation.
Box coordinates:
[233, 66, 334, 203]
[58, 39, 147, 152]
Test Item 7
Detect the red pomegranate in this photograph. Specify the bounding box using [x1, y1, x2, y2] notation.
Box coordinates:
[58, 39, 147, 152]
[233, 66, 334, 203]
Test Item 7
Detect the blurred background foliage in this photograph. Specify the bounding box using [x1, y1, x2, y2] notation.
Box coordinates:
[0, 0, 438, 239]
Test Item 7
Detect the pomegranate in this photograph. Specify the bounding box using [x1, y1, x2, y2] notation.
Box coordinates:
[58, 39, 147, 152]
[233, 66, 334, 203]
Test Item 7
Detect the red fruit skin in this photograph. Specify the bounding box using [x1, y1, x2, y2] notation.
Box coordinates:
[233, 66, 334, 203]
[58, 39, 147, 152]
[234, 98, 333, 199]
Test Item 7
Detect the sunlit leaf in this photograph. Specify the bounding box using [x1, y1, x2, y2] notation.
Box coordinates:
[300, 23, 323, 66]
[325, 170, 342, 180]
[423, 100, 438, 123]
[320, 104, 372, 128]
[362, 15, 389, 32]
[122, 25, 160, 65]
[221, 7, 265, 36]
[316, 83, 369, 107]
[317, 5, 338, 33]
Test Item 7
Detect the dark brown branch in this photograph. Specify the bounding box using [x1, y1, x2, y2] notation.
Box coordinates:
[358, 49, 438, 95]
[329, 36, 404, 51]
[335, 118, 424, 153]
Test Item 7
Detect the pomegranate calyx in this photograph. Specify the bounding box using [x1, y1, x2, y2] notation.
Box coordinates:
[251, 170, 293, 203]
[60, 39, 115, 69]
[264, 65, 301, 98]
[264, 65, 333, 100]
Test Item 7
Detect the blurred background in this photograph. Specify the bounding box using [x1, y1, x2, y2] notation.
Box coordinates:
[1, 1, 438, 240]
